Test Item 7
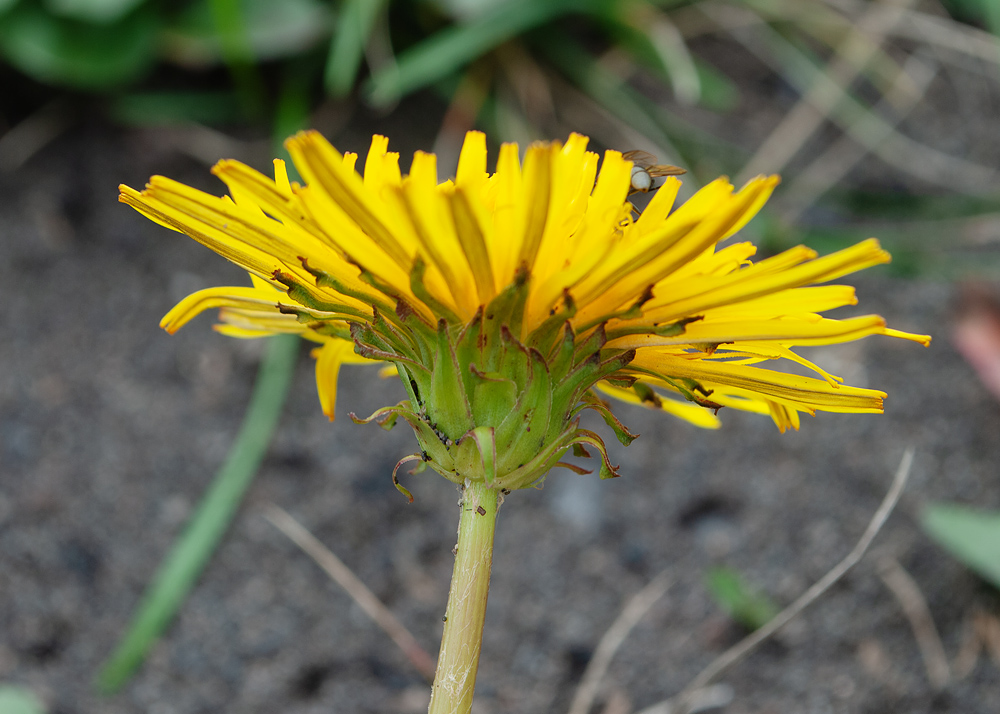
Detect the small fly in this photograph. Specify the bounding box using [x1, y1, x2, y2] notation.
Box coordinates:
[622, 150, 685, 195]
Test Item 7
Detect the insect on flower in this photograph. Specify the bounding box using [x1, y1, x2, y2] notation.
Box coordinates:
[623, 150, 686, 195]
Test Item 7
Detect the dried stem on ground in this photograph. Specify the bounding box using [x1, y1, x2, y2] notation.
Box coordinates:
[653, 449, 915, 714]
[978, 612, 1000, 667]
[737, 0, 918, 184]
[632, 685, 733, 714]
[263, 505, 437, 682]
[951, 613, 983, 680]
[945, 609, 1000, 679]
[780, 53, 937, 222]
[878, 556, 950, 690]
[567, 570, 673, 714]
[0, 99, 75, 172]
[823, 0, 1000, 66]
[701, 2, 998, 193]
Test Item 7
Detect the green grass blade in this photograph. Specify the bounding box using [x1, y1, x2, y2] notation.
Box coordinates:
[324, 0, 386, 98]
[107, 90, 245, 127]
[364, 0, 577, 107]
[273, 58, 315, 176]
[705, 565, 779, 631]
[209, 0, 265, 119]
[922, 503, 1000, 590]
[827, 189, 1000, 222]
[0, 3, 158, 90]
[0, 685, 46, 714]
[95, 334, 299, 693]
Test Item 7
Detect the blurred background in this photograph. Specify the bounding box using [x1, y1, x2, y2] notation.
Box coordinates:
[2, 0, 1000, 712]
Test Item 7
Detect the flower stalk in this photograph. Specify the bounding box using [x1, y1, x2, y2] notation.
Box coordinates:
[120, 128, 931, 713]
[429, 480, 499, 714]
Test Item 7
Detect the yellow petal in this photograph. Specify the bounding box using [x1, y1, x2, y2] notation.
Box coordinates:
[400, 156, 477, 315]
[596, 382, 721, 429]
[720, 174, 779, 239]
[120, 183, 277, 279]
[450, 188, 496, 304]
[160, 286, 284, 334]
[273, 158, 292, 196]
[314, 339, 355, 420]
[217, 307, 311, 336]
[611, 315, 891, 349]
[363, 135, 391, 189]
[489, 142, 523, 287]
[630, 352, 886, 413]
[634, 176, 681, 236]
[455, 131, 488, 194]
[285, 131, 412, 275]
[644, 241, 887, 324]
[516, 142, 553, 270]
[575, 176, 779, 323]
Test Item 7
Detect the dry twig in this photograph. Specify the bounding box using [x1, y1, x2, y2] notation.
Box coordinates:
[702, 2, 998, 194]
[567, 570, 673, 714]
[878, 556, 950, 690]
[264, 505, 437, 682]
[824, 0, 1000, 66]
[951, 613, 983, 680]
[659, 448, 914, 714]
[979, 612, 1000, 667]
[633, 684, 733, 714]
[737, 0, 919, 184]
[0, 99, 75, 172]
[781, 53, 937, 222]
[952, 610, 1000, 678]
[896, 9, 1000, 67]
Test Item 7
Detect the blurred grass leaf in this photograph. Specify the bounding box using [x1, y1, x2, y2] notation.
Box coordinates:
[0, 2, 158, 89]
[107, 90, 245, 126]
[939, 0, 1000, 33]
[324, 0, 386, 98]
[43, 0, 145, 24]
[830, 190, 1000, 222]
[705, 565, 779, 631]
[537, 29, 741, 176]
[0, 686, 46, 714]
[95, 334, 299, 693]
[364, 0, 580, 106]
[922, 504, 1000, 590]
[208, 0, 265, 119]
[210, 0, 255, 67]
[608, 17, 740, 113]
[689, 60, 739, 113]
[164, 0, 329, 67]
[274, 70, 312, 160]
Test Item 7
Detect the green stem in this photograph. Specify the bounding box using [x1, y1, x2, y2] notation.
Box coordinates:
[428, 480, 499, 714]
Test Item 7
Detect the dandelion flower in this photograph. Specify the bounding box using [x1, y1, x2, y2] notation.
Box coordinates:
[121, 131, 929, 493]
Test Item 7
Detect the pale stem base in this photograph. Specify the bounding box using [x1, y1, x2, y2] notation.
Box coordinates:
[427, 480, 499, 714]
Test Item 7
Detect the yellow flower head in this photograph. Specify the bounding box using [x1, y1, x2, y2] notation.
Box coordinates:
[120, 131, 929, 494]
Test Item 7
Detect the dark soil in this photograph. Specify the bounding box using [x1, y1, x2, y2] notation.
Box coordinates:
[2, 111, 999, 714]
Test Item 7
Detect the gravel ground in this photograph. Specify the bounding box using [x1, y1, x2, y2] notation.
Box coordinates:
[2, 113, 999, 714]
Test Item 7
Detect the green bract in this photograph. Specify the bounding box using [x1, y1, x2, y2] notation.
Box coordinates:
[349, 272, 638, 497]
